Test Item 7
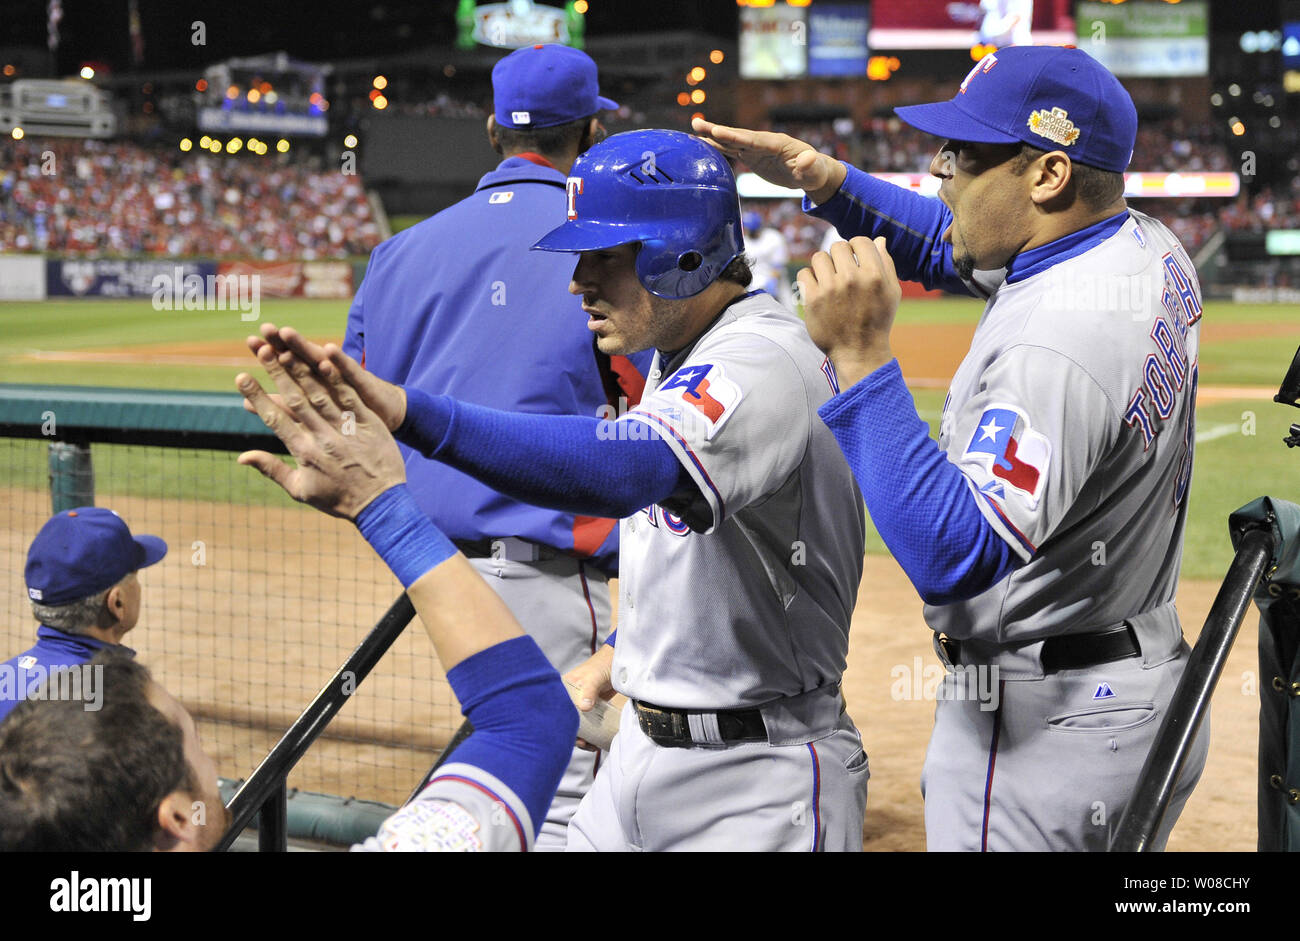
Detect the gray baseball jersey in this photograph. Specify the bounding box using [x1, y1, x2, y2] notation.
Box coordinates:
[916, 208, 1209, 850]
[352, 762, 534, 852]
[929, 208, 1201, 648]
[612, 291, 865, 710]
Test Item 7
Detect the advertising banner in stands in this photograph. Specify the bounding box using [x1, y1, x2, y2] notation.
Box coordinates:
[46, 260, 216, 297]
[216, 260, 352, 298]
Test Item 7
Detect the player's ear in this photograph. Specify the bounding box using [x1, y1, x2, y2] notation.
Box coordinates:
[153, 790, 201, 851]
[1029, 151, 1073, 207]
[486, 114, 502, 155]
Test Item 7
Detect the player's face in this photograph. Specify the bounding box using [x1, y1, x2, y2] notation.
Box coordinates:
[148, 681, 230, 850]
[930, 139, 1033, 280]
[569, 243, 695, 355]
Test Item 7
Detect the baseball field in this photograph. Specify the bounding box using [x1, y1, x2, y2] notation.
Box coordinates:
[1, 294, 1296, 850]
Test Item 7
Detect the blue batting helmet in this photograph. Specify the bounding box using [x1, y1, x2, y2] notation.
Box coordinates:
[532, 129, 745, 299]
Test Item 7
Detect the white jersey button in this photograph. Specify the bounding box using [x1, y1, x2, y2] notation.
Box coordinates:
[618, 667, 628, 686]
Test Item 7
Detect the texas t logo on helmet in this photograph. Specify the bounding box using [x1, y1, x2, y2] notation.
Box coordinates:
[566, 177, 583, 220]
[534, 129, 745, 299]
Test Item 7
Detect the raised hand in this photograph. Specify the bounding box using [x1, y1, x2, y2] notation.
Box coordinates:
[691, 116, 846, 204]
[236, 339, 405, 520]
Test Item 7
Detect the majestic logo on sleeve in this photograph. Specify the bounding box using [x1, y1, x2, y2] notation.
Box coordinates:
[962, 405, 1052, 509]
[1026, 107, 1080, 147]
[658, 363, 742, 439]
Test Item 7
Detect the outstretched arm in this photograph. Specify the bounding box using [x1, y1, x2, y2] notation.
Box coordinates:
[691, 118, 973, 296]
[249, 324, 691, 520]
[236, 344, 575, 842]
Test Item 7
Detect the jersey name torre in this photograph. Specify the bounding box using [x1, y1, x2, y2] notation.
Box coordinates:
[1121, 247, 1201, 507]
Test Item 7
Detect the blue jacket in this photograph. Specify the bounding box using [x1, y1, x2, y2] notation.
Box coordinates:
[0, 626, 132, 724]
[345, 155, 649, 575]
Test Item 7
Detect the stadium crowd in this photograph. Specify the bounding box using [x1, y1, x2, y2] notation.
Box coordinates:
[0, 138, 382, 259]
[0, 114, 1290, 266]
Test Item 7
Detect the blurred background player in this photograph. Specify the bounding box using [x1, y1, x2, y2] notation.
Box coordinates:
[0, 507, 166, 724]
[742, 210, 792, 308]
[340, 43, 645, 850]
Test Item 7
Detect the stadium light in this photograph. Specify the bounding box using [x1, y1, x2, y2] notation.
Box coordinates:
[676, 92, 691, 106]
[1231, 121, 1245, 136]
[3, 64, 15, 77]
[247, 88, 261, 103]
[1228, 83, 1241, 96]
[265, 91, 278, 104]
[277, 139, 290, 153]
[209, 139, 222, 152]
[195, 79, 208, 92]
[373, 75, 387, 90]
[373, 94, 388, 110]
[691, 89, 706, 104]
[710, 50, 724, 64]
[179, 138, 192, 152]
[690, 66, 706, 82]
[227, 138, 243, 154]
[1270, 116, 1282, 128]
[1210, 93, 1222, 106]
[199, 135, 211, 147]
[344, 134, 358, 148]
[575, 0, 588, 13]
[79, 66, 94, 80]
[11, 127, 23, 140]
[227, 85, 239, 99]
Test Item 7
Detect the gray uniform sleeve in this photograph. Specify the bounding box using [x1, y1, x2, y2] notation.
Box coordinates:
[617, 333, 811, 534]
[350, 762, 534, 852]
[944, 344, 1119, 561]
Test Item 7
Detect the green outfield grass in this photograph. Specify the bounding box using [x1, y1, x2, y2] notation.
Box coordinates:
[1, 297, 1297, 581]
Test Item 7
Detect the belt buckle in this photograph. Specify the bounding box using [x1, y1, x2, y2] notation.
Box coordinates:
[635, 702, 692, 748]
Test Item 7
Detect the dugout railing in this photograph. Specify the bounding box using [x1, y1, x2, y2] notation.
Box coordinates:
[0, 383, 465, 850]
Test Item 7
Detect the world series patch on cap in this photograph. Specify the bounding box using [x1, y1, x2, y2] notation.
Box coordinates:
[894, 45, 1138, 174]
[25, 507, 167, 606]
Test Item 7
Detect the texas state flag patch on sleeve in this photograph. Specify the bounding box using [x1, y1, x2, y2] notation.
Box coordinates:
[658, 363, 742, 439]
[962, 405, 1052, 509]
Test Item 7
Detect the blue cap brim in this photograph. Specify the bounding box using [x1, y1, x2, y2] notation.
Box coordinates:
[894, 101, 1022, 145]
[597, 95, 618, 113]
[533, 219, 642, 253]
[135, 535, 168, 569]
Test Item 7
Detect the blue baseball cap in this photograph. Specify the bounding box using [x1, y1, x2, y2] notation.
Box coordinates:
[894, 46, 1137, 174]
[492, 43, 618, 130]
[25, 507, 167, 606]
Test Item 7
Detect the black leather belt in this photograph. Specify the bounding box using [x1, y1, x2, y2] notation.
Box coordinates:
[632, 700, 768, 748]
[454, 537, 561, 563]
[939, 624, 1141, 673]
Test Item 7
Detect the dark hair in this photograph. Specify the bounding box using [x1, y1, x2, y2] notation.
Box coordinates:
[718, 253, 753, 289]
[0, 651, 195, 851]
[1013, 143, 1125, 212]
[494, 114, 595, 160]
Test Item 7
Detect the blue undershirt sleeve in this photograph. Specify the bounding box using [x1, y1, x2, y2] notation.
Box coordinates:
[395, 387, 691, 518]
[442, 636, 577, 837]
[818, 360, 1019, 604]
[805, 163, 975, 297]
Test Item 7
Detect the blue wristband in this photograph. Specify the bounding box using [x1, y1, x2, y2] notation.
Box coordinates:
[355, 484, 456, 587]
